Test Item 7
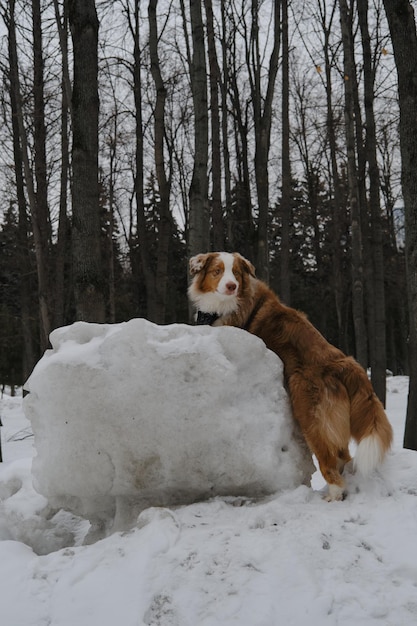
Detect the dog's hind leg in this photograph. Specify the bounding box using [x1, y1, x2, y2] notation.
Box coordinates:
[337, 447, 352, 475]
[315, 450, 347, 502]
[288, 372, 351, 501]
[299, 428, 347, 501]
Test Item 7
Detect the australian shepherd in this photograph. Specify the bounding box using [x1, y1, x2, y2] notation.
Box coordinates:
[188, 251, 393, 501]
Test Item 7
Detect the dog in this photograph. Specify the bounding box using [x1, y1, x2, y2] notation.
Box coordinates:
[188, 251, 393, 501]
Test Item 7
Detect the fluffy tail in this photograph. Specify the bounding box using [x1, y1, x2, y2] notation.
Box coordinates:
[354, 432, 390, 475]
[341, 358, 393, 475]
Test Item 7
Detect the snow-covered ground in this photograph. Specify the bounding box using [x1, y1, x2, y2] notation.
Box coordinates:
[0, 374, 415, 626]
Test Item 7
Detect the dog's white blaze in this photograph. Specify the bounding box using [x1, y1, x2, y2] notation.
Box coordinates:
[216, 252, 238, 295]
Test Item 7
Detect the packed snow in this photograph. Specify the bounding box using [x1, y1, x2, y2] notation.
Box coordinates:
[0, 320, 415, 626]
[24, 320, 313, 537]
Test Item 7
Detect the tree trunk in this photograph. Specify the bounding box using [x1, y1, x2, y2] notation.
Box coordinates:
[127, 0, 152, 318]
[53, 0, 73, 119]
[383, 0, 417, 449]
[323, 2, 347, 351]
[69, 0, 106, 322]
[280, 0, 291, 303]
[53, 0, 71, 328]
[148, 0, 172, 323]
[248, 0, 280, 281]
[205, 0, 224, 250]
[358, 0, 386, 404]
[220, 0, 232, 227]
[107, 123, 117, 323]
[339, 0, 368, 368]
[228, 30, 254, 261]
[188, 0, 209, 258]
[6, 0, 52, 352]
[8, 22, 37, 379]
[32, 0, 51, 253]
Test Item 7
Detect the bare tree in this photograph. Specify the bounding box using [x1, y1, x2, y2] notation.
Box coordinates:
[280, 0, 291, 302]
[124, 0, 148, 315]
[53, 0, 71, 329]
[4, 2, 37, 378]
[3, 0, 52, 351]
[226, 6, 254, 260]
[69, 0, 106, 322]
[148, 0, 172, 322]
[383, 0, 417, 449]
[358, 0, 387, 403]
[321, 0, 348, 350]
[205, 0, 224, 250]
[219, 0, 232, 226]
[246, 0, 281, 281]
[292, 0, 350, 346]
[187, 0, 209, 257]
[339, 0, 368, 368]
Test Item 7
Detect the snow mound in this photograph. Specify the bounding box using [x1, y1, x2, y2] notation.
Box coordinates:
[24, 319, 313, 536]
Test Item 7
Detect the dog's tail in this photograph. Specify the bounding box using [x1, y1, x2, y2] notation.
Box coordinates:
[354, 426, 392, 475]
[341, 358, 393, 475]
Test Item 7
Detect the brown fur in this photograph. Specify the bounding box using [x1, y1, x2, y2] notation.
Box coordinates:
[188, 252, 393, 501]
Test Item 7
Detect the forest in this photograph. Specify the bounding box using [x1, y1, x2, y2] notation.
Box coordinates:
[0, 0, 416, 448]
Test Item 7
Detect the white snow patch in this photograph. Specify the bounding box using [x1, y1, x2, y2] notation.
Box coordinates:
[0, 362, 414, 625]
[23, 319, 314, 536]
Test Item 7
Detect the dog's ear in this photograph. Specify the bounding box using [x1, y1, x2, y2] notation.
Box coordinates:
[234, 253, 256, 277]
[189, 253, 210, 276]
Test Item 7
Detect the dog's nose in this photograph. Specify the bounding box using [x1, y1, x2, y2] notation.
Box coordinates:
[226, 282, 237, 293]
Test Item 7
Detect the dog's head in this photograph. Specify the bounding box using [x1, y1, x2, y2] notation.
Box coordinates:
[188, 252, 255, 318]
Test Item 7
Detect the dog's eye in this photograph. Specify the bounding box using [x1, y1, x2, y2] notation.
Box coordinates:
[211, 268, 221, 277]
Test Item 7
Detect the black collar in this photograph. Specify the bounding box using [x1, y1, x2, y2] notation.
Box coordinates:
[196, 310, 219, 325]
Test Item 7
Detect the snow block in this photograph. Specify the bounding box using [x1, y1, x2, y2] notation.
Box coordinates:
[24, 319, 314, 533]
